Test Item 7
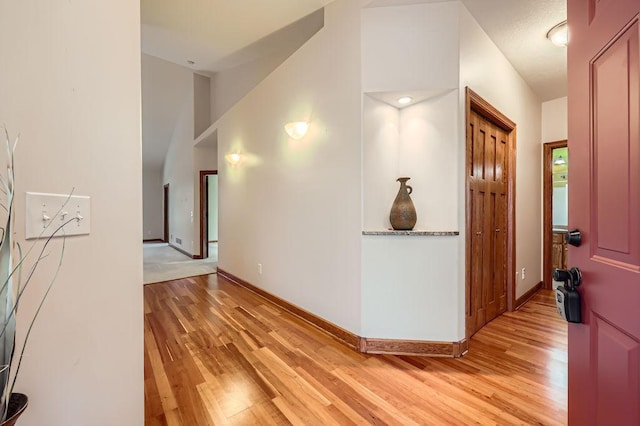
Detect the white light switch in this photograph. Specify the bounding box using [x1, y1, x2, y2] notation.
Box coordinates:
[25, 192, 91, 239]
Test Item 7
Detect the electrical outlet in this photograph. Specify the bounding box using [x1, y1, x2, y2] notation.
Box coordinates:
[521, 267, 526, 280]
[258, 263, 262, 275]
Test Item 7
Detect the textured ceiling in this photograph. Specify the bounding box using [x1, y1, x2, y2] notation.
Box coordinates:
[142, 0, 567, 98]
[363, 0, 567, 101]
[461, 0, 567, 101]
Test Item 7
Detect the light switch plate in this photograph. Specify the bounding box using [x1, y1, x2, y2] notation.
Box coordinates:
[25, 192, 91, 239]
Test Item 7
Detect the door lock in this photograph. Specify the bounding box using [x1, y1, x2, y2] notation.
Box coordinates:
[554, 267, 582, 323]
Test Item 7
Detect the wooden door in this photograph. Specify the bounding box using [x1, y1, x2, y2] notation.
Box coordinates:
[568, 0, 640, 424]
[163, 184, 169, 243]
[199, 170, 217, 259]
[466, 109, 509, 336]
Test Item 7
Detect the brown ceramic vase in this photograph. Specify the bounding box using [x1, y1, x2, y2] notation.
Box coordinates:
[389, 177, 417, 230]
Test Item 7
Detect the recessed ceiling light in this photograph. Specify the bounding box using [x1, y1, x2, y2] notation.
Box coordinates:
[546, 20, 568, 47]
[398, 96, 413, 105]
[187, 60, 195, 65]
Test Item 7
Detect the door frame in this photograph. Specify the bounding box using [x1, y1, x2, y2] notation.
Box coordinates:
[542, 140, 567, 289]
[198, 170, 217, 259]
[465, 87, 517, 338]
[163, 183, 169, 243]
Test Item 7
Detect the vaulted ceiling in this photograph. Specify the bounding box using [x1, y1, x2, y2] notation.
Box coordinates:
[142, 0, 566, 100]
[141, 0, 336, 72]
[141, 0, 567, 170]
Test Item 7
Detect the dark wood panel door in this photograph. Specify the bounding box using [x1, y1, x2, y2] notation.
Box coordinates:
[467, 110, 508, 337]
[568, 0, 640, 424]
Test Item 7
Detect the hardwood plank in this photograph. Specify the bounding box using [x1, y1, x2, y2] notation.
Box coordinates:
[145, 275, 567, 425]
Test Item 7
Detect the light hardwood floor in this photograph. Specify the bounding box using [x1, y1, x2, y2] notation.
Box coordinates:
[145, 275, 567, 425]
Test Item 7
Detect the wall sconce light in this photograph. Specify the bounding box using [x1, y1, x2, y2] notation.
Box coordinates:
[225, 152, 242, 166]
[546, 20, 568, 47]
[284, 121, 309, 140]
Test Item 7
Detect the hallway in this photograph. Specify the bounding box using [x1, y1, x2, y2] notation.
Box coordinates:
[144, 275, 567, 425]
[143, 243, 218, 284]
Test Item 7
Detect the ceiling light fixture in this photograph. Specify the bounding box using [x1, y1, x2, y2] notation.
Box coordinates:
[397, 96, 413, 105]
[554, 155, 566, 165]
[546, 20, 568, 47]
[284, 121, 309, 140]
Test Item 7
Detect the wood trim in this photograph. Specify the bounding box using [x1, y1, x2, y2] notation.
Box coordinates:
[199, 170, 218, 259]
[466, 89, 516, 131]
[217, 268, 361, 350]
[169, 243, 195, 259]
[515, 281, 543, 310]
[465, 87, 517, 338]
[543, 140, 568, 290]
[143, 239, 164, 243]
[218, 268, 468, 357]
[508, 128, 517, 313]
[360, 338, 468, 358]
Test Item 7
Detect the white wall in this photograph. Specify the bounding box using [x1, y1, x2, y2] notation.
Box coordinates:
[361, 2, 460, 93]
[398, 93, 460, 230]
[216, 0, 362, 333]
[163, 75, 195, 254]
[0, 1, 143, 425]
[143, 168, 164, 240]
[361, 89, 462, 340]
[360, 3, 463, 341]
[210, 0, 542, 343]
[459, 3, 543, 299]
[143, 53, 196, 253]
[210, 9, 325, 123]
[194, 73, 211, 139]
[145, 56, 217, 256]
[362, 236, 460, 339]
[542, 96, 568, 142]
[363, 91, 459, 231]
[141, 54, 194, 171]
[362, 95, 400, 230]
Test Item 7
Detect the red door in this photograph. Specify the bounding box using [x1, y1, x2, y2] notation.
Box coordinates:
[568, 0, 640, 424]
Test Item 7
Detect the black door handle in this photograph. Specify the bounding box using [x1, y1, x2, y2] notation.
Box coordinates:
[553, 267, 582, 289]
[565, 229, 582, 247]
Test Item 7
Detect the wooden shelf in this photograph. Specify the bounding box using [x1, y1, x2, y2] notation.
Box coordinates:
[362, 230, 459, 236]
